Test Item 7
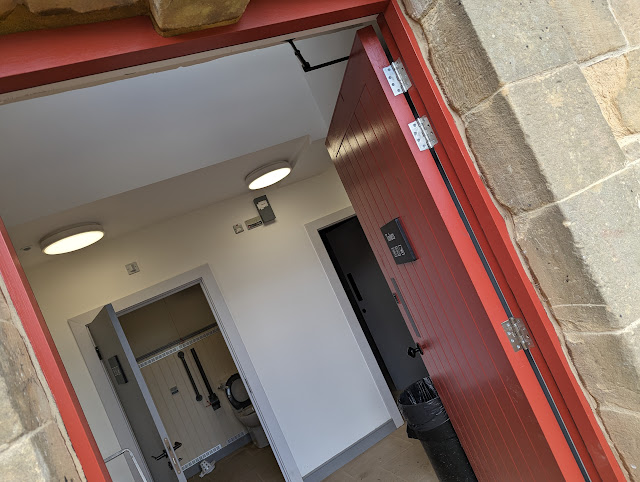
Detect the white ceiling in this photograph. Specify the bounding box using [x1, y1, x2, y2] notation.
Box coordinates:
[0, 25, 362, 267]
[12, 137, 333, 267]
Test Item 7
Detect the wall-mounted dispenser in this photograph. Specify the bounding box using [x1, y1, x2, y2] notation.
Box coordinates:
[253, 195, 276, 224]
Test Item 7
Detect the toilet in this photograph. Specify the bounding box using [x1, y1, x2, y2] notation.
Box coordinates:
[223, 373, 269, 448]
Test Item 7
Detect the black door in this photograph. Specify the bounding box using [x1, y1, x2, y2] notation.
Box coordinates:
[321, 216, 428, 391]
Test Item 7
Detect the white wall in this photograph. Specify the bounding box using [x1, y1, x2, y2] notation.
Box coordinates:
[25, 167, 391, 477]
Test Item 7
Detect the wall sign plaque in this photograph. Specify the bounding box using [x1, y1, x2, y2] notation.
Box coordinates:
[380, 218, 417, 265]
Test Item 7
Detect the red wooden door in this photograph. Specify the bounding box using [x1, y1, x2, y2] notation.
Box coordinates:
[326, 27, 582, 481]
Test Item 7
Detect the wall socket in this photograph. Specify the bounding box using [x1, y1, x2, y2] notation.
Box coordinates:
[125, 262, 140, 275]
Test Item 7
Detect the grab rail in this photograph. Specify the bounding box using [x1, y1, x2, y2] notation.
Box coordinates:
[178, 351, 202, 401]
[104, 448, 148, 482]
[191, 348, 221, 410]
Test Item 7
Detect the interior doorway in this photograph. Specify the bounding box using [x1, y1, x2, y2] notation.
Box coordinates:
[320, 215, 428, 394]
[87, 282, 281, 481]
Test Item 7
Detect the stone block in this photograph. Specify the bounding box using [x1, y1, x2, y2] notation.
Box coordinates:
[0, 1, 146, 36]
[401, 0, 435, 21]
[0, 287, 10, 321]
[599, 406, 640, 479]
[618, 50, 640, 134]
[0, 0, 248, 36]
[583, 49, 640, 139]
[149, 0, 249, 36]
[514, 164, 640, 331]
[565, 328, 640, 412]
[23, 0, 139, 15]
[420, 0, 499, 112]
[548, 0, 626, 61]
[514, 203, 604, 314]
[0, 0, 16, 19]
[464, 92, 556, 211]
[610, 0, 640, 46]
[0, 422, 80, 481]
[0, 321, 52, 447]
[421, 0, 574, 112]
[31, 423, 81, 480]
[620, 135, 640, 162]
[465, 65, 627, 213]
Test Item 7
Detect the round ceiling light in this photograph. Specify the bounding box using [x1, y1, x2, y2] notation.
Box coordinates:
[40, 223, 105, 255]
[245, 161, 292, 190]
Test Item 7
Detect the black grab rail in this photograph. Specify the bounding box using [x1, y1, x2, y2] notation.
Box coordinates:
[191, 348, 221, 410]
[178, 351, 202, 402]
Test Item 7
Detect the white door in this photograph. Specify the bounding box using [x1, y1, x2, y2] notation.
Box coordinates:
[88, 305, 187, 482]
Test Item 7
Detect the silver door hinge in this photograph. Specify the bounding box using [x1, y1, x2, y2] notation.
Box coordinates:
[408, 116, 438, 151]
[383, 59, 412, 95]
[501, 317, 534, 352]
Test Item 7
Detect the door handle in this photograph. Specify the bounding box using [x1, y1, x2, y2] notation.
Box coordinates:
[152, 441, 182, 461]
[407, 343, 424, 358]
[178, 351, 202, 402]
[346, 273, 363, 301]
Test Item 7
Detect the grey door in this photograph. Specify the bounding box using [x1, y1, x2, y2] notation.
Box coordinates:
[322, 216, 429, 391]
[88, 305, 187, 482]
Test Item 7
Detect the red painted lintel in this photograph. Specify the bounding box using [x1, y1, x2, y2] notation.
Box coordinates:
[0, 0, 387, 95]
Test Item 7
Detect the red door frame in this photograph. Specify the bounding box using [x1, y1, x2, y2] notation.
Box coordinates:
[377, 4, 624, 481]
[0, 0, 623, 480]
[0, 220, 111, 481]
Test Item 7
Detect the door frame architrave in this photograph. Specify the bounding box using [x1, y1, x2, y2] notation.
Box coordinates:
[305, 206, 404, 427]
[69, 264, 302, 482]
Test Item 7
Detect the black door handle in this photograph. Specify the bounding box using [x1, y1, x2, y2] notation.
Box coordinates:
[346, 273, 363, 301]
[152, 441, 182, 461]
[178, 351, 202, 402]
[407, 343, 424, 358]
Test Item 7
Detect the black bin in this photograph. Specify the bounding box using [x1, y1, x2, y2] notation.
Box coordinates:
[398, 377, 476, 482]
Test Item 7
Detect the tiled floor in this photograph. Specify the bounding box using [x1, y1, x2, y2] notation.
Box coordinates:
[194, 425, 436, 482]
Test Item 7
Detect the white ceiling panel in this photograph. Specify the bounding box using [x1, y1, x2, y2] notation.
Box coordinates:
[10, 137, 334, 268]
[0, 41, 332, 226]
[0, 25, 362, 267]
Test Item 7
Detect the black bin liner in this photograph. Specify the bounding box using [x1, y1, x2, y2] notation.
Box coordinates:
[398, 377, 476, 482]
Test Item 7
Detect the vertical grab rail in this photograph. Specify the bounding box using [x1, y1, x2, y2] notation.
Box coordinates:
[104, 448, 148, 482]
[190, 348, 221, 410]
[178, 351, 202, 402]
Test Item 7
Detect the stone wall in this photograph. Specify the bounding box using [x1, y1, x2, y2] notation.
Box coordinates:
[0, 275, 84, 480]
[0, 0, 250, 37]
[402, 0, 639, 478]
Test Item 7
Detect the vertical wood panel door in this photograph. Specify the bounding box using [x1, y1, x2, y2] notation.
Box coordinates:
[140, 331, 247, 469]
[326, 27, 582, 482]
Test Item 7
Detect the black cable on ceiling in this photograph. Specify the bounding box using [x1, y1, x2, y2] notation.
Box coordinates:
[286, 39, 349, 72]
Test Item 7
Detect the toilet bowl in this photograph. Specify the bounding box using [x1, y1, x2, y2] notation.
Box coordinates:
[223, 374, 269, 448]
